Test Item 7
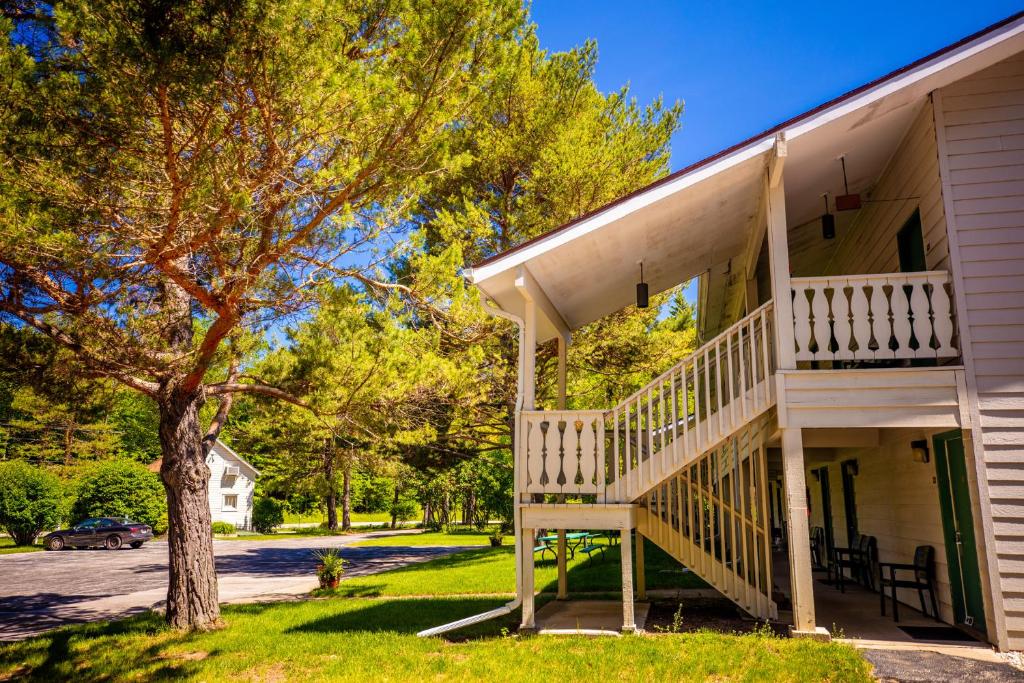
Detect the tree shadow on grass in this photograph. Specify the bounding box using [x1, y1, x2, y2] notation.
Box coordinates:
[0, 613, 210, 683]
[286, 596, 516, 640]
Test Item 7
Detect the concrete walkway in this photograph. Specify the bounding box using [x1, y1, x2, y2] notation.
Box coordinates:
[0, 531, 462, 641]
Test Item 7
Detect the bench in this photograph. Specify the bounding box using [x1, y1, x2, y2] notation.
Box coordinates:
[578, 534, 606, 564]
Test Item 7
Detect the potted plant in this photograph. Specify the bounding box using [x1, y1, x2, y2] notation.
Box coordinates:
[314, 548, 346, 589]
[489, 531, 503, 547]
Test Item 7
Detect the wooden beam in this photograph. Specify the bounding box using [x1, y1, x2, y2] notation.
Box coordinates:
[557, 334, 568, 410]
[765, 156, 797, 371]
[636, 533, 647, 600]
[515, 265, 571, 339]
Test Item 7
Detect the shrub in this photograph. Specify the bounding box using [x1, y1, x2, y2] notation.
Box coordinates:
[0, 461, 65, 545]
[252, 497, 284, 533]
[71, 460, 167, 534]
[211, 521, 236, 535]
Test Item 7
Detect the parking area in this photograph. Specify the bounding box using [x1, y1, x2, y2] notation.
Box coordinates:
[0, 532, 460, 641]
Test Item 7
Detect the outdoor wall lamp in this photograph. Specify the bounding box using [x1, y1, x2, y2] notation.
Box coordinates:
[821, 194, 836, 240]
[911, 439, 930, 463]
[636, 261, 649, 309]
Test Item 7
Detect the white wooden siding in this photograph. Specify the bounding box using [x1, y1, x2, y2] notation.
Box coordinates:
[937, 49, 1024, 650]
[822, 100, 950, 276]
[805, 428, 955, 624]
[207, 445, 256, 530]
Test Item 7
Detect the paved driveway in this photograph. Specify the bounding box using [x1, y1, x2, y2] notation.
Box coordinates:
[0, 532, 460, 641]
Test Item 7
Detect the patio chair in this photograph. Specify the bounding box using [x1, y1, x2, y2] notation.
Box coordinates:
[832, 534, 877, 593]
[878, 545, 939, 622]
[810, 527, 826, 570]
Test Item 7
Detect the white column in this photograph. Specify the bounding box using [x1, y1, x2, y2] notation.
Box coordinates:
[557, 334, 568, 410]
[765, 137, 797, 373]
[520, 526, 536, 630]
[781, 428, 820, 636]
[621, 528, 636, 632]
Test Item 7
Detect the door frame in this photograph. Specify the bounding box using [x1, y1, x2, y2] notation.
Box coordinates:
[933, 429, 987, 634]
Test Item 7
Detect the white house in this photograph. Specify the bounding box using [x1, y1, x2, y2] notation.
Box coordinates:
[149, 439, 259, 530]
[420, 11, 1024, 652]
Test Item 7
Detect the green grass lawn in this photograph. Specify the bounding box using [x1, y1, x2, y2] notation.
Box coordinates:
[0, 535, 873, 681]
[0, 537, 42, 554]
[348, 528, 493, 547]
[0, 597, 871, 682]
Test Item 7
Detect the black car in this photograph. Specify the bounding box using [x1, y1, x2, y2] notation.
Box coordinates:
[43, 517, 154, 551]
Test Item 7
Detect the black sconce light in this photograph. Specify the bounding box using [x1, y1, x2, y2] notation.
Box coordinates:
[636, 262, 649, 309]
[911, 439, 930, 463]
[821, 194, 836, 240]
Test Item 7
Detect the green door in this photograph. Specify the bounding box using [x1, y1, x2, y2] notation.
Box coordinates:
[933, 430, 986, 632]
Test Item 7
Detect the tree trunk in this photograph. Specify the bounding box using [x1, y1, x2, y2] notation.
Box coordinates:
[341, 459, 352, 531]
[390, 484, 399, 529]
[158, 387, 220, 630]
[324, 442, 338, 531]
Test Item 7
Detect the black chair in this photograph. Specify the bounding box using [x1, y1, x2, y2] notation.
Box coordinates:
[832, 534, 877, 593]
[809, 526, 826, 570]
[878, 545, 939, 622]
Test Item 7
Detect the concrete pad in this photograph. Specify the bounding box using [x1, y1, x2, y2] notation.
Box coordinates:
[534, 600, 649, 635]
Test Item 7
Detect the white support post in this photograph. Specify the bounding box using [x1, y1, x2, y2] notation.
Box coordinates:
[520, 526, 536, 631]
[621, 528, 636, 632]
[781, 428, 827, 640]
[523, 299, 537, 411]
[636, 532, 647, 601]
[557, 334, 568, 410]
[765, 135, 797, 374]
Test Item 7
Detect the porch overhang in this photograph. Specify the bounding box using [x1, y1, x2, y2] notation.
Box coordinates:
[466, 14, 1024, 343]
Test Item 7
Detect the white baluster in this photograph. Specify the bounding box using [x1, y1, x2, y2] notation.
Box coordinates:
[850, 284, 871, 359]
[930, 274, 956, 357]
[910, 279, 932, 359]
[792, 285, 813, 361]
[544, 417, 565, 492]
[811, 282, 832, 361]
[871, 283, 895, 360]
[526, 416, 546, 494]
[890, 279, 913, 359]
[832, 283, 853, 360]
[578, 415, 597, 494]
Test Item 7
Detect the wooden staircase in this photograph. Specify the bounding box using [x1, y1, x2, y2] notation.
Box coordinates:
[637, 413, 778, 619]
[517, 302, 780, 620]
[610, 302, 778, 620]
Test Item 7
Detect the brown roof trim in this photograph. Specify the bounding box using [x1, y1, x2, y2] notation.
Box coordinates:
[472, 10, 1024, 271]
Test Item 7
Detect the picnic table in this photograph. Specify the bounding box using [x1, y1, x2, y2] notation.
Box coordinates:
[534, 531, 595, 561]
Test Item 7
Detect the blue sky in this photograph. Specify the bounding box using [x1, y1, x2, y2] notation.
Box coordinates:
[532, 1, 1021, 171]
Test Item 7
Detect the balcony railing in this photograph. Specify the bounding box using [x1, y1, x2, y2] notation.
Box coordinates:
[790, 271, 957, 363]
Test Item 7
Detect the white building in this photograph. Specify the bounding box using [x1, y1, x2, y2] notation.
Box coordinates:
[206, 440, 259, 530]
[149, 439, 260, 530]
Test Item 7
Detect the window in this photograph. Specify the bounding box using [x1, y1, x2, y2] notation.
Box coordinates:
[223, 494, 238, 511]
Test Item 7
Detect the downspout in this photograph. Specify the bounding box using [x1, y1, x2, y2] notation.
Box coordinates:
[417, 298, 526, 637]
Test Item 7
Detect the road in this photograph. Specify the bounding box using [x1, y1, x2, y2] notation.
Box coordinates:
[0, 532, 460, 641]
